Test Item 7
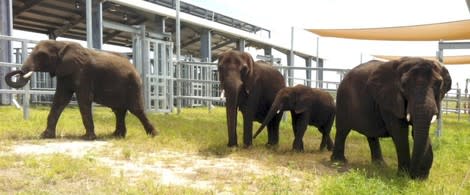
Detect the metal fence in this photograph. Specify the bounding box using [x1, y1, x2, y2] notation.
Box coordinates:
[442, 87, 470, 121]
[1, 35, 468, 123]
[175, 61, 223, 112]
[172, 60, 350, 111]
[0, 35, 56, 119]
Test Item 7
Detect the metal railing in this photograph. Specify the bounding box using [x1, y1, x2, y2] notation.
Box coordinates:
[0, 35, 56, 119]
[2, 35, 466, 123]
[175, 61, 224, 112]
[442, 87, 470, 121]
[172, 60, 350, 111]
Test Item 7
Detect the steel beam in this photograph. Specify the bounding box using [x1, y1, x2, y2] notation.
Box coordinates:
[86, 0, 93, 48]
[181, 36, 200, 48]
[236, 39, 245, 52]
[212, 39, 234, 50]
[13, 0, 43, 16]
[287, 27, 294, 87]
[316, 58, 324, 88]
[200, 28, 211, 62]
[306, 57, 312, 87]
[264, 47, 272, 56]
[439, 41, 470, 50]
[92, 0, 103, 49]
[0, 0, 12, 104]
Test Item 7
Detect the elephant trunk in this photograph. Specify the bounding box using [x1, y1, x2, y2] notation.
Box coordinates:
[410, 110, 433, 179]
[4, 54, 36, 89]
[4, 70, 31, 89]
[224, 78, 242, 147]
[409, 88, 436, 179]
[253, 96, 282, 139]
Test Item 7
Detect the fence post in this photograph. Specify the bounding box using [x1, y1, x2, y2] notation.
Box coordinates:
[21, 40, 29, 119]
[435, 47, 444, 137]
[457, 87, 461, 121]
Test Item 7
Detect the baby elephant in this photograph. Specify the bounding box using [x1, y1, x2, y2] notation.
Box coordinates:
[254, 85, 335, 151]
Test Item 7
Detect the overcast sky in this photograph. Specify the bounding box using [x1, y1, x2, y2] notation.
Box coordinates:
[185, 0, 470, 88]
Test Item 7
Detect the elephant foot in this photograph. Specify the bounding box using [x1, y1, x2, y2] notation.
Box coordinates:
[319, 145, 333, 152]
[371, 159, 386, 167]
[326, 144, 334, 151]
[113, 130, 126, 138]
[331, 154, 348, 164]
[147, 129, 159, 137]
[320, 138, 334, 151]
[409, 169, 430, 180]
[293, 145, 304, 152]
[81, 133, 97, 140]
[227, 143, 238, 148]
[40, 130, 56, 139]
[293, 140, 304, 152]
[265, 143, 279, 150]
[243, 144, 252, 149]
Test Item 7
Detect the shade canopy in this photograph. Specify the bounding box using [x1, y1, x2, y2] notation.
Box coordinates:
[307, 19, 470, 41]
[373, 55, 470, 65]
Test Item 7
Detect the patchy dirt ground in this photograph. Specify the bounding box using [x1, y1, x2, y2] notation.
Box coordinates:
[3, 140, 318, 193]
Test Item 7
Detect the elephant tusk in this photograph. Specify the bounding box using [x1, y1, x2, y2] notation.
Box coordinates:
[276, 109, 281, 114]
[406, 113, 411, 122]
[23, 71, 34, 79]
[219, 90, 225, 98]
[430, 115, 437, 124]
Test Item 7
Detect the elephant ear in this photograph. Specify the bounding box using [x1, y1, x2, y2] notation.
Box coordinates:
[240, 52, 255, 94]
[56, 42, 89, 77]
[439, 64, 452, 99]
[294, 92, 309, 114]
[366, 60, 405, 118]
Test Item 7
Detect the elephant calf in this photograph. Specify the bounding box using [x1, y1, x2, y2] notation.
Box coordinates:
[5, 40, 158, 140]
[254, 85, 335, 151]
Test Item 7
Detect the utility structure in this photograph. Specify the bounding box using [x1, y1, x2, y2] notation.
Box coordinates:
[1, 0, 324, 116]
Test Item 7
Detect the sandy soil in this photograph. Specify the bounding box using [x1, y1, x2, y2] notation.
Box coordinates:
[5, 140, 310, 192]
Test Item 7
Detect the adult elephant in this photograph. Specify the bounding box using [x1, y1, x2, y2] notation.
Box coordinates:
[253, 84, 335, 151]
[217, 50, 285, 147]
[4, 40, 158, 140]
[331, 57, 451, 179]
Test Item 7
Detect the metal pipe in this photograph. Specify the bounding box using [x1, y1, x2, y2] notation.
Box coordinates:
[21, 40, 29, 119]
[435, 47, 444, 137]
[176, 0, 182, 114]
[86, 0, 93, 48]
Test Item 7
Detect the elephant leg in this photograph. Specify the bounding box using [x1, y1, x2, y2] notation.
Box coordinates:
[367, 137, 385, 164]
[387, 119, 411, 174]
[112, 108, 127, 138]
[291, 112, 298, 136]
[319, 129, 334, 151]
[292, 114, 308, 152]
[415, 141, 433, 179]
[320, 117, 335, 151]
[242, 112, 254, 147]
[77, 95, 96, 140]
[129, 109, 157, 136]
[266, 112, 282, 146]
[42, 85, 73, 139]
[331, 124, 351, 163]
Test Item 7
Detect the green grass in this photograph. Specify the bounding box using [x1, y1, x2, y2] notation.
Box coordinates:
[0, 105, 469, 194]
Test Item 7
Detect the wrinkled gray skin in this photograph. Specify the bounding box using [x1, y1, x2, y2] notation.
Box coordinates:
[332, 57, 452, 179]
[4, 40, 158, 140]
[217, 50, 285, 147]
[254, 85, 335, 152]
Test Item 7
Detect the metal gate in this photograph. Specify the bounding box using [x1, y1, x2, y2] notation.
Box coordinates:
[133, 34, 174, 113]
